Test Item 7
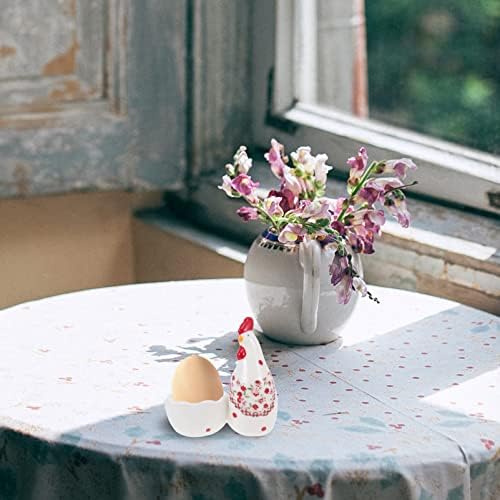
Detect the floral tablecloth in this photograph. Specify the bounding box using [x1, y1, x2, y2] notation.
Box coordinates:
[0, 279, 499, 500]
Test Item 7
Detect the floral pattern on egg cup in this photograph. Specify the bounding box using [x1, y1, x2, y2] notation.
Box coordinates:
[229, 371, 276, 417]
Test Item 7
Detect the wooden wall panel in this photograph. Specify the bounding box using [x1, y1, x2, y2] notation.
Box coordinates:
[0, 0, 187, 198]
[189, 0, 253, 182]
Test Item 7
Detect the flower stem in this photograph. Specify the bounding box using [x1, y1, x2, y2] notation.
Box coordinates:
[383, 180, 418, 196]
[337, 161, 378, 222]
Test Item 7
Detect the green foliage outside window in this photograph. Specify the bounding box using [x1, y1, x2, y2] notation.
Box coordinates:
[366, 0, 500, 154]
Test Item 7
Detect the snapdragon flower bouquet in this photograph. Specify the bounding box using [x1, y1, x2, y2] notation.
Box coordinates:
[219, 139, 416, 305]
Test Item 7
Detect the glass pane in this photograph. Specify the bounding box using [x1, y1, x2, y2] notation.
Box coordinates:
[302, 0, 500, 155]
[366, 0, 500, 155]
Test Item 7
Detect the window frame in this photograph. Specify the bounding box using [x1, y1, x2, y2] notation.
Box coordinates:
[251, 0, 500, 215]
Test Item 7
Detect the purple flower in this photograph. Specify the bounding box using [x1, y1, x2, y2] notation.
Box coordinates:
[292, 199, 331, 221]
[329, 254, 350, 287]
[356, 185, 380, 205]
[335, 275, 352, 305]
[263, 196, 284, 217]
[268, 189, 297, 212]
[341, 209, 384, 254]
[278, 223, 306, 244]
[236, 206, 258, 221]
[336, 272, 353, 305]
[347, 147, 369, 188]
[348, 209, 385, 232]
[348, 230, 375, 254]
[231, 174, 259, 197]
[376, 158, 416, 179]
[329, 254, 367, 304]
[331, 220, 346, 236]
[265, 139, 287, 179]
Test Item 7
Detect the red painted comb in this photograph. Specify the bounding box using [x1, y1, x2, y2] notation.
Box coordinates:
[238, 317, 254, 334]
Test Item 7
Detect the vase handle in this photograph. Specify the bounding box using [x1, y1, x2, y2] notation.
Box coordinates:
[298, 239, 321, 335]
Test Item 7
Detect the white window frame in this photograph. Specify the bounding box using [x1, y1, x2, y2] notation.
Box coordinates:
[252, 0, 500, 215]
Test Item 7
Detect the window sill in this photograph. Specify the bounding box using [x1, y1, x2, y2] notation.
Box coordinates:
[152, 173, 499, 315]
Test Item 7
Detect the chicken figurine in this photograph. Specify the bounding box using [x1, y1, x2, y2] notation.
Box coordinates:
[228, 317, 278, 436]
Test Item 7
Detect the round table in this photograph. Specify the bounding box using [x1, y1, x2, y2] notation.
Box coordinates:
[1, 279, 499, 500]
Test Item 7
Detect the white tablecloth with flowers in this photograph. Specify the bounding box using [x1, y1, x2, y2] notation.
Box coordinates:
[0, 279, 499, 500]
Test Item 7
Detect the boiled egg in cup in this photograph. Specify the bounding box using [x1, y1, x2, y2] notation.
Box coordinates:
[165, 355, 228, 437]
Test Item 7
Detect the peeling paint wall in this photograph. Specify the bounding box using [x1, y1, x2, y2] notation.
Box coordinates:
[0, 0, 187, 197]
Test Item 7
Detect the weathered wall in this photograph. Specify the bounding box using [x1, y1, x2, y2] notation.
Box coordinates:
[0, 1, 187, 198]
[0, 190, 162, 309]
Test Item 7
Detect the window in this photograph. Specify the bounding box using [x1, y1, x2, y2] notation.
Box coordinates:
[252, 0, 500, 214]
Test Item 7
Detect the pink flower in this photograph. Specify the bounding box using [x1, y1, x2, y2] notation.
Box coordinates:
[376, 158, 416, 178]
[291, 147, 332, 187]
[282, 166, 303, 196]
[292, 199, 331, 220]
[346, 209, 385, 229]
[278, 223, 306, 244]
[231, 174, 259, 196]
[314, 153, 332, 184]
[353, 276, 367, 297]
[329, 197, 349, 218]
[291, 146, 314, 172]
[218, 175, 237, 197]
[237, 206, 258, 221]
[263, 196, 284, 217]
[347, 147, 369, 188]
[364, 177, 404, 195]
[358, 177, 405, 207]
[356, 185, 381, 205]
[233, 146, 253, 174]
[343, 209, 385, 254]
[265, 139, 287, 179]
[384, 192, 411, 228]
[481, 438, 495, 451]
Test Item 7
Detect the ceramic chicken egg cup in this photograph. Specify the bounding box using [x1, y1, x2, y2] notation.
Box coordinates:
[165, 317, 278, 438]
[165, 393, 228, 437]
[227, 317, 278, 437]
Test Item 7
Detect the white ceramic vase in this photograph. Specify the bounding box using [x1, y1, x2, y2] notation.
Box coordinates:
[244, 232, 362, 346]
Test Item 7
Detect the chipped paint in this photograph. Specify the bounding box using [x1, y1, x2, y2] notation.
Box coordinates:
[0, 1, 187, 199]
[63, 0, 77, 17]
[0, 45, 16, 58]
[0, 114, 60, 130]
[49, 79, 87, 101]
[43, 36, 79, 76]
